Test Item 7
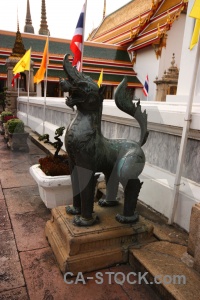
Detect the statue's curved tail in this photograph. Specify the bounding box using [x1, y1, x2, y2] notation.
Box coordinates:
[114, 77, 149, 147]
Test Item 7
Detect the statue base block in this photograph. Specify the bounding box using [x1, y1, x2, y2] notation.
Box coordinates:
[45, 203, 153, 275]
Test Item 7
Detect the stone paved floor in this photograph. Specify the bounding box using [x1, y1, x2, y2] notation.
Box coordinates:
[0, 134, 161, 300]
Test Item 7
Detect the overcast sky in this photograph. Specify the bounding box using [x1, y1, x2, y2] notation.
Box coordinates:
[0, 0, 131, 40]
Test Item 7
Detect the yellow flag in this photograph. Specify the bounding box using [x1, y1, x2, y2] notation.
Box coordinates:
[13, 49, 31, 74]
[189, 0, 200, 19]
[190, 19, 200, 50]
[97, 69, 103, 87]
[189, 0, 200, 50]
[34, 38, 49, 84]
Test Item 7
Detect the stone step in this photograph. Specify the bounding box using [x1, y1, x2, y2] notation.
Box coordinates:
[129, 241, 200, 300]
[45, 203, 154, 275]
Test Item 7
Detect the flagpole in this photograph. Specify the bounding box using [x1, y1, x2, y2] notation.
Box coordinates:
[17, 75, 20, 113]
[26, 47, 31, 127]
[80, 0, 87, 72]
[168, 32, 200, 224]
[43, 33, 49, 135]
[18, 76, 20, 98]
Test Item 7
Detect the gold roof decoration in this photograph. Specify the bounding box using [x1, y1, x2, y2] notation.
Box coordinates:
[167, 10, 173, 26]
[130, 26, 140, 40]
[130, 14, 148, 39]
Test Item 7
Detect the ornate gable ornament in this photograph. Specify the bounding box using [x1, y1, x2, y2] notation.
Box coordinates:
[152, 24, 168, 59]
[128, 0, 188, 61]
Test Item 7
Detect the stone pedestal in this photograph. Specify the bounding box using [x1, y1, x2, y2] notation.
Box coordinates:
[5, 90, 36, 116]
[45, 203, 153, 275]
[194, 224, 200, 273]
[188, 203, 200, 273]
[7, 132, 29, 152]
[188, 203, 200, 256]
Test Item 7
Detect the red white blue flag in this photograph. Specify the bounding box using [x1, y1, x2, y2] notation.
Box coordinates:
[143, 74, 149, 97]
[11, 73, 20, 87]
[70, 2, 86, 71]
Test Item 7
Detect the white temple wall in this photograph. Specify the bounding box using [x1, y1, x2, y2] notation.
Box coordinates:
[133, 12, 186, 102]
[158, 13, 186, 79]
[167, 0, 200, 103]
[134, 46, 159, 101]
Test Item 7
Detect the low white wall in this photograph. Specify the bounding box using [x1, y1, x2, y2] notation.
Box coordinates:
[139, 163, 199, 231]
[17, 96, 200, 231]
[103, 100, 200, 130]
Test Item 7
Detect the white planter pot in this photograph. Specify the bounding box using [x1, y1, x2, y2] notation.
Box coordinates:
[30, 164, 73, 209]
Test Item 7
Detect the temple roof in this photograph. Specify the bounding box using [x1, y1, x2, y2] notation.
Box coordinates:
[88, 0, 188, 50]
[128, 0, 187, 52]
[88, 0, 152, 43]
[0, 30, 142, 87]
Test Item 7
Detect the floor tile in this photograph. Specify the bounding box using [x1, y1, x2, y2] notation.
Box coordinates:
[0, 230, 25, 292]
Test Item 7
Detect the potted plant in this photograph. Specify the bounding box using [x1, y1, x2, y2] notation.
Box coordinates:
[29, 127, 73, 209]
[0, 111, 13, 122]
[0, 111, 13, 135]
[6, 118, 29, 152]
[3, 115, 18, 142]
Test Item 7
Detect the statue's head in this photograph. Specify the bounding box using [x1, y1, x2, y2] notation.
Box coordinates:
[60, 54, 105, 111]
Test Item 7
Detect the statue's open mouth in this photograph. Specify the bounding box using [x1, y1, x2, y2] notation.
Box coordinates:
[66, 96, 85, 108]
[66, 87, 87, 108]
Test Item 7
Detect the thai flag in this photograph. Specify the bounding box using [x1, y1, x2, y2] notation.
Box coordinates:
[70, 2, 86, 71]
[143, 74, 149, 97]
[11, 73, 20, 87]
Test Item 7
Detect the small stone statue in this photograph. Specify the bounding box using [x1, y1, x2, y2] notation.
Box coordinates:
[60, 54, 148, 226]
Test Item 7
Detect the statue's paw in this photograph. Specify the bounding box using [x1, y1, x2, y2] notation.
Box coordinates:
[66, 205, 81, 215]
[73, 215, 99, 227]
[115, 211, 139, 224]
[98, 199, 119, 207]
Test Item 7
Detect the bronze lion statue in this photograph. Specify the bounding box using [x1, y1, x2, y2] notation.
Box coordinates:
[60, 54, 148, 226]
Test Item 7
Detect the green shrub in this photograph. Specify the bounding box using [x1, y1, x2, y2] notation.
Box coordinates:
[7, 119, 24, 133]
[0, 111, 13, 122]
